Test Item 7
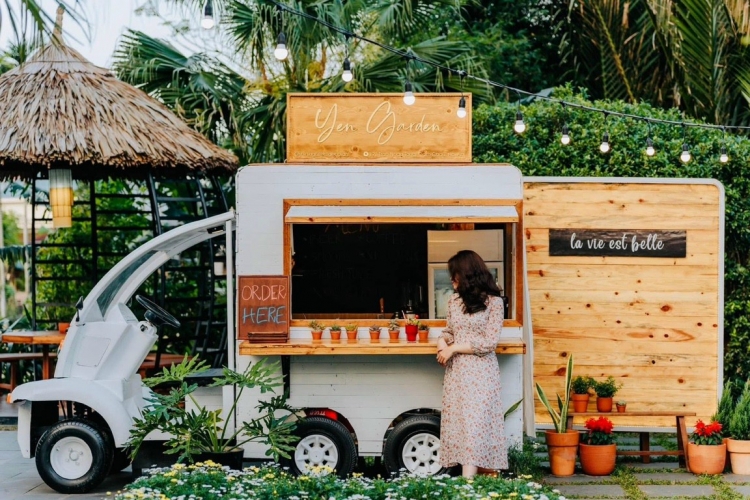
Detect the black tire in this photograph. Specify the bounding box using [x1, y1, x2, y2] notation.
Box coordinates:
[35, 419, 114, 494]
[110, 448, 132, 474]
[281, 416, 357, 478]
[383, 414, 452, 476]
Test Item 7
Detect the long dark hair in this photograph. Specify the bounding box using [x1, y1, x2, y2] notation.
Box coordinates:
[448, 250, 502, 314]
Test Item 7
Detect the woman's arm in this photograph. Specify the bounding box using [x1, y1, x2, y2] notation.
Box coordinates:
[437, 297, 504, 363]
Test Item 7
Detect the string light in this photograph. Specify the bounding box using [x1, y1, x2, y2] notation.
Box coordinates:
[720, 127, 729, 163]
[646, 121, 655, 156]
[274, 32, 288, 60]
[261, 0, 748, 158]
[201, 0, 215, 30]
[599, 113, 610, 153]
[561, 124, 570, 145]
[342, 36, 353, 82]
[457, 71, 467, 118]
[403, 81, 415, 105]
[680, 124, 691, 163]
[513, 94, 526, 133]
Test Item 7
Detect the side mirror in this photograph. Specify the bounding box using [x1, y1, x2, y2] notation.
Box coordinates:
[75, 296, 83, 322]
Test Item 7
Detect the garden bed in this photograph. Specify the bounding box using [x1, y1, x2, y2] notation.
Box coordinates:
[115, 462, 567, 500]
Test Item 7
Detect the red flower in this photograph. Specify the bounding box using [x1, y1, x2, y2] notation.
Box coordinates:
[584, 417, 615, 445]
[691, 419, 723, 445]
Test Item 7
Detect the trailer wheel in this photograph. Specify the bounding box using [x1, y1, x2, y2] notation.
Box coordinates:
[35, 419, 113, 493]
[383, 415, 450, 476]
[110, 448, 131, 474]
[282, 416, 357, 478]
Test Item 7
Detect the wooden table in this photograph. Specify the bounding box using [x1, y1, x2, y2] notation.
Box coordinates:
[1, 331, 65, 379]
[567, 411, 696, 468]
[240, 338, 526, 356]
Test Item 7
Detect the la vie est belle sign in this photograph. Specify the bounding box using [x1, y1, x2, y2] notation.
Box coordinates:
[286, 93, 472, 163]
[549, 229, 687, 258]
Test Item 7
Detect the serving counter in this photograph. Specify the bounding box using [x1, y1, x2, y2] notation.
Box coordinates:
[239, 338, 525, 356]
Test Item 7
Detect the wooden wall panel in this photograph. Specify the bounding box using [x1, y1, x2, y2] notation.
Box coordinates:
[525, 181, 722, 429]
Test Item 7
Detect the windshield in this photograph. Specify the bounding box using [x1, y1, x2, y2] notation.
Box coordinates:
[96, 251, 158, 316]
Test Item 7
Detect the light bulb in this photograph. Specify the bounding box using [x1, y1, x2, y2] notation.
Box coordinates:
[342, 58, 353, 82]
[513, 111, 526, 134]
[646, 138, 655, 157]
[720, 146, 729, 163]
[457, 96, 467, 118]
[201, 0, 215, 30]
[599, 132, 610, 153]
[680, 144, 691, 163]
[560, 125, 570, 145]
[403, 81, 415, 105]
[274, 32, 288, 60]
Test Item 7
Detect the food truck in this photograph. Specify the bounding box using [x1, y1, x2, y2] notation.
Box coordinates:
[9, 93, 723, 493]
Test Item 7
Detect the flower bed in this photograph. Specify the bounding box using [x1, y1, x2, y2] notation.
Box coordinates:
[115, 462, 567, 500]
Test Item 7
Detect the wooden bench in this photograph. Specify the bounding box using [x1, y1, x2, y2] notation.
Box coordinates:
[567, 411, 697, 469]
[0, 352, 59, 393]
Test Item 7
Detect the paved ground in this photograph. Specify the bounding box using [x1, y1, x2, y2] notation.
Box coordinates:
[3, 428, 750, 499]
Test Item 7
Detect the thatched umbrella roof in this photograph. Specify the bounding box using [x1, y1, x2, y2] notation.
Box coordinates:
[0, 11, 238, 180]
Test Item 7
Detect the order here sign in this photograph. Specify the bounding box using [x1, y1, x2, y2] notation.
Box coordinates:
[237, 275, 289, 341]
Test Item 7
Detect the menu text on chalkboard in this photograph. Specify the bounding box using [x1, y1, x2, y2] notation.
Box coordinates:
[549, 229, 686, 258]
[237, 275, 290, 342]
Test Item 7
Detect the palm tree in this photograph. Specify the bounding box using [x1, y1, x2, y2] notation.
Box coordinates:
[113, 0, 491, 163]
[561, 0, 750, 126]
[0, 1, 88, 47]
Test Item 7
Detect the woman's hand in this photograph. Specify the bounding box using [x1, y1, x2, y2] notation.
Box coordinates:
[437, 345, 455, 365]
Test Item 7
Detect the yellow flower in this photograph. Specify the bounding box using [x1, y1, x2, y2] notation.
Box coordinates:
[265, 473, 276, 479]
[173, 464, 185, 470]
[171, 479, 178, 483]
[299, 476, 310, 481]
[228, 476, 236, 482]
[489, 494, 499, 498]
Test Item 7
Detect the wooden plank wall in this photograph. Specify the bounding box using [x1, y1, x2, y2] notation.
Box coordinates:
[524, 181, 722, 428]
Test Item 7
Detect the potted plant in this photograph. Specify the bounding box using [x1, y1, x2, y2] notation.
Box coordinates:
[616, 401, 627, 413]
[127, 357, 298, 469]
[727, 382, 750, 474]
[329, 322, 342, 341]
[308, 320, 324, 341]
[417, 321, 429, 343]
[345, 323, 358, 341]
[388, 318, 400, 341]
[579, 416, 617, 475]
[369, 324, 382, 341]
[535, 354, 579, 477]
[593, 376, 622, 412]
[571, 376, 595, 413]
[405, 317, 420, 342]
[687, 419, 726, 475]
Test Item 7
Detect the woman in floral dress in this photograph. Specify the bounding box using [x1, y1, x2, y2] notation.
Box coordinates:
[436, 250, 507, 477]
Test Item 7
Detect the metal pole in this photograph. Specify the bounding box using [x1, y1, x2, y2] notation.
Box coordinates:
[0, 183, 7, 321]
[225, 214, 235, 371]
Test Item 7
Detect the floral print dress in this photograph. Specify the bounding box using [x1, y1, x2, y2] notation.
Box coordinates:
[438, 294, 507, 470]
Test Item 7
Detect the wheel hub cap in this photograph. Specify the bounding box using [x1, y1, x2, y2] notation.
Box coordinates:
[402, 432, 442, 476]
[50, 436, 93, 480]
[295, 434, 338, 473]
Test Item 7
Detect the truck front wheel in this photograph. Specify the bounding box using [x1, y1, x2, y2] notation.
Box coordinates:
[283, 416, 357, 478]
[383, 415, 450, 476]
[35, 419, 113, 493]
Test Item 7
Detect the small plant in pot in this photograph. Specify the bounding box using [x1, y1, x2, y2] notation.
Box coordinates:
[369, 324, 381, 341]
[535, 354, 579, 477]
[687, 419, 726, 475]
[616, 401, 627, 413]
[571, 376, 595, 413]
[308, 320, 324, 341]
[127, 357, 298, 469]
[417, 321, 429, 343]
[593, 377, 622, 412]
[388, 318, 400, 341]
[727, 381, 750, 474]
[405, 317, 420, 342]
[345, 323, 358, 340]
[329, 322, 342, 341]
[579, 416, 617, 476]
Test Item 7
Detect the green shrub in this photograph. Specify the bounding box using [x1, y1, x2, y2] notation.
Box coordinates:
[730, 382, 750, 440]
[594, 376, 622, 398]
[714, 379, 742, 436]
[507, 438, 544, 480]
[571, 376, 595, 395]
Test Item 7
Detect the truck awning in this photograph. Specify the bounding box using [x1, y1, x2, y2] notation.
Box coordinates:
[284, 205, 519, 223]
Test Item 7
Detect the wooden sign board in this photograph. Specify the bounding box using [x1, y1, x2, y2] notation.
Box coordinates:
[549, 229, 687, 257]
[237, 275, 289, 342]
[286, 93, 472, 163]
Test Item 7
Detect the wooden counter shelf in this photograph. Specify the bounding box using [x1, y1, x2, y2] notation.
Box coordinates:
[239, 338, 526, 356]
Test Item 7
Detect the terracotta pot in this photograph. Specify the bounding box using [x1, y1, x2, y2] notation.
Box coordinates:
[388, 330, 400, 341]
[405, 324, 418, 342]
[616, 404, 626, 413]
[727, 438, 750, 475]
[418, 330, 429, 343]
[579, 443, 616, 476]
[369, 330, 381, 341]
[346, 330, 358, 340]
[596, 397, 613, 412]
[687, 442, 726, 475]
[58, 322, 70, 334]
[311, 330, 323, 341]
[571, 393, 589, 413]
[545, 430, 580, 477]
[330, 329, 341, 341]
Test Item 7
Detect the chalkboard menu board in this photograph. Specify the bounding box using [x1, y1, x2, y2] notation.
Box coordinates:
[237, 275, 290, 342]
